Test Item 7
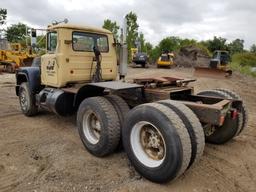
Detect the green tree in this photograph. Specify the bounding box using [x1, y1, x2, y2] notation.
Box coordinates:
[228, 39, 244, 54]
[250, 44, 256, 53]
[207, 36, 228, 52]
[180, 38, 197, 48]
[150, 46, 161, 62]
[5, 23, 28, 43]
[36, 35, 46, 49]
[125, 11, 139, 61]
[0, 8, 7, 25]
[0, 8, 7, 38]
[158, 36, 181, 52]
[102, 19, 120, 39]
[145, 42, 153, 53]
[138, 33, 146, 52]
[144, 42, 154, 62]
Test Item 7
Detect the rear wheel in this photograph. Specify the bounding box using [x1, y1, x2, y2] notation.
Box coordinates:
[18, 82, 38, 116]
[77, 97, 120, 157]
[105, 95, 130, 149]
[197, 90, 241, 144]
[122, 103, 191, 183]
[157, 100, 205, 168]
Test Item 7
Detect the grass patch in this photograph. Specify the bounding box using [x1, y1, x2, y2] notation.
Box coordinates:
[230, 53, 256, 77]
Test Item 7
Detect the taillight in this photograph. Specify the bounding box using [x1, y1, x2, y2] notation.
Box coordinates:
[232, 110, 238, 119]
[219, 115, 225, 126]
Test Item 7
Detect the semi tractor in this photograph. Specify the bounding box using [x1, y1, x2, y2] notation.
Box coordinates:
[15, 23, 247, 183]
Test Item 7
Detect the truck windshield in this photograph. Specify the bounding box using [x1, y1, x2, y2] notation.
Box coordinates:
[47, 32, 57, 52]
[72, 31, 109, 52]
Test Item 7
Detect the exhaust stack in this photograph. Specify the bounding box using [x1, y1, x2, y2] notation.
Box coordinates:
[119, 17, 128, 80]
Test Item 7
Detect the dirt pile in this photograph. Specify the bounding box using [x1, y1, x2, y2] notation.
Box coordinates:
[174, 45, 210, 67]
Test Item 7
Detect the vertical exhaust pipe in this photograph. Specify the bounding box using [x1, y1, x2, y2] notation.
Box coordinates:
[119, 17, 128, 80]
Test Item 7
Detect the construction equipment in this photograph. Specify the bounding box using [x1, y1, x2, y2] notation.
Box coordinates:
[131, 47, 149, 68]
[15, 23, 247, 183]
[0, 42, 36, 73]
[132, 52, 148, 68]
[157, 50, 175, 68]
[194, 50, 232, 78]
[130, 48, 138, 60]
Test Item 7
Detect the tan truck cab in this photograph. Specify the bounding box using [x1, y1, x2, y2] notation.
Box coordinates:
[41, 24, 118, 88]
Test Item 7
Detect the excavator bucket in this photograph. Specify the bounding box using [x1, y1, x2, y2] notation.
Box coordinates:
[194, 67, 232, 79]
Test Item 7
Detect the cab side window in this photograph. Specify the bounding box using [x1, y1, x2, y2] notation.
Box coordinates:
[73, 34, 94, 52]
[47, 32, 57, 52]
[97, 37, 108, 52]
[72, 32, 109, 52]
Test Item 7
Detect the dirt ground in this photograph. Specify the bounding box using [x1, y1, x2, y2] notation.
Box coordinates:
[0, 67, 256, 192]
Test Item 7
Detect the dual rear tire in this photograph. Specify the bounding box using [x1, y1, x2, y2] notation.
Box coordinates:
[77, 96, 205, 183]
[122, 101, 205, 183]
[77, 95, 130, 157]
[77, 89, 246, 183]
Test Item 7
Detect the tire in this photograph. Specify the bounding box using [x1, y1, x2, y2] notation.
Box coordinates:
[157, 100, 205, 168]
[77, 97, 120, 157]
[105, 95, 130, 149]
[214, 88, 247, 135]
[197, 90, 240, 144]
[105, 95, 130, 126]
[18, 82, 38, 116]
[122, 103, 191, 183]
[6, 63, 15, 73]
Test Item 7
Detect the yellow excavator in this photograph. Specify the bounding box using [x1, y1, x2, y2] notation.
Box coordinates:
[0, 43, 36, 73]
[194, 50, 232, 78]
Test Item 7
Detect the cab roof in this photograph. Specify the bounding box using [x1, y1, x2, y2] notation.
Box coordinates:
[47, 23, 112, 34]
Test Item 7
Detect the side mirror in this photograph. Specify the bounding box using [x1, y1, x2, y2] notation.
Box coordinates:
[113, 38, 121, 47]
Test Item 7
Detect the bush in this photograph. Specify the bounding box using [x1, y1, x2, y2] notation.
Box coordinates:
[233, 53, 256, 67]
[231, 53, 256, 77]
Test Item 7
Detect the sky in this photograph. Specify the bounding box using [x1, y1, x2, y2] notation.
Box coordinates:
[1, 0, 255, 49]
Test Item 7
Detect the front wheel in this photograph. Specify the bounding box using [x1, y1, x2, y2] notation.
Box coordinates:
[18, 82, 38, 116]
[5, 63, 15, 73]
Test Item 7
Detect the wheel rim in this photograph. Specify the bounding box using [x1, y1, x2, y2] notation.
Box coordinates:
[19, 88, 28, 111]
[82, 110, 101, 144]
[130, 121, 166, 168]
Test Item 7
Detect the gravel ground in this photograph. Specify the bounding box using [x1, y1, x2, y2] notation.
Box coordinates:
[0, 67, 255, 192]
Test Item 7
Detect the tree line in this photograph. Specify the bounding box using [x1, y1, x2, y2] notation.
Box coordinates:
[103, 12, 256, 62]
[1, 8, 256, 60]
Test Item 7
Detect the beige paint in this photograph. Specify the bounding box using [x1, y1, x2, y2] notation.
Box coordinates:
[41, 24, 117, 88]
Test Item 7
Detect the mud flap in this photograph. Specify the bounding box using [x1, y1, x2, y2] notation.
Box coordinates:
[206, 111, 239, 144]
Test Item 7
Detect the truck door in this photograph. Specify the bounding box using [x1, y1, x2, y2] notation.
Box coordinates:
[67, 31, 114, 82]
[41, 31, 59, 86]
